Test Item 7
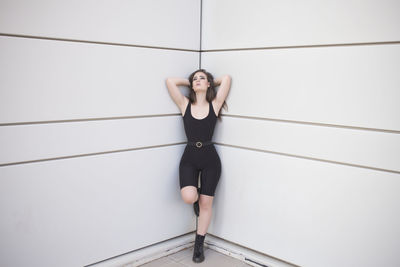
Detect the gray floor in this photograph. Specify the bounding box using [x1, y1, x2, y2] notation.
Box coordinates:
[139, 246, 252, 267]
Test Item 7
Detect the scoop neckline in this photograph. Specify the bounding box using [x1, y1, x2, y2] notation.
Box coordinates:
[190, 102, 210, 120]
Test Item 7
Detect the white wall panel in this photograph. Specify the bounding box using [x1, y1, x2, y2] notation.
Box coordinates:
[0, 1, 199, 266]
[0, 116, 186, 165]
[0, 145, 193, 267]
[210, 145, 400, 267]
[202, 44, 400, 131]
[0, 0, 200, 50]
[202, 0, 400, 50]
[3, 1, 399, 266]
[0, 36, 198, 123]
[213, 117, 400, 173]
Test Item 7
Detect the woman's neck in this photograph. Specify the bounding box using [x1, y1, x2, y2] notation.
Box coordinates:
[195, 91, 207, 105]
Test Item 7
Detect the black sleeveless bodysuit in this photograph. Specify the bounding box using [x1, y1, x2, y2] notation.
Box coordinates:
[179, 99, 221, 196]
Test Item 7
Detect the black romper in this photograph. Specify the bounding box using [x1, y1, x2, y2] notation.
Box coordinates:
[179, 99, 222, 196]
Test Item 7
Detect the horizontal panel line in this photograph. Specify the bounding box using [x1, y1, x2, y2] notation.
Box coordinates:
[201, 40, 400, 52]
[222, 114, 400, 134]
[0, 33, 199, 52]
[85, 231, 195, 267]
[3, 33, 398, 53]
[4, 113, 398, 134]
[3, 141, 398, 174]
[0, 142, 186, 167]
[215, 143, 400, 175]
[0, 113, 182, 126]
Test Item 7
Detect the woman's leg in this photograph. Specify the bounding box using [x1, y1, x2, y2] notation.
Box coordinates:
[180, 186, 198, 204]
[197, 194, 214, 235]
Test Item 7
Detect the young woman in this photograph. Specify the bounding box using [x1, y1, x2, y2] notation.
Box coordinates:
[166, 69, 231, 263]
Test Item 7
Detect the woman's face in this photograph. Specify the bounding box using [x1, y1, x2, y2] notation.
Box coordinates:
[192, 72, 210, 92]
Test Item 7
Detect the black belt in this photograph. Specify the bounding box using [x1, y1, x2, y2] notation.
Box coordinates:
[187, 141, 214, 148]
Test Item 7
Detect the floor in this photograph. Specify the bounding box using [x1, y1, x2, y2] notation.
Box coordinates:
[137, 246, 253, 267]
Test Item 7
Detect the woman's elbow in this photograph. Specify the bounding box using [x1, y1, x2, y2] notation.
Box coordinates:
[222, 75, 231, 85]
[223, 75, 231, 81]
[165, 77, 174, 86]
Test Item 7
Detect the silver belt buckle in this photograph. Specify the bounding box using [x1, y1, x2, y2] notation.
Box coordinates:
[195, 141, 203, 148]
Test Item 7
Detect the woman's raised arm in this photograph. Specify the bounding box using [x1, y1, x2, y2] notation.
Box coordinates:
[214, 75, 231, 106]
[166, 77, 189, 111]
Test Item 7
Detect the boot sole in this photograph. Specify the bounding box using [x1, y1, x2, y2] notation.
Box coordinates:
[192, 256, 205, 263]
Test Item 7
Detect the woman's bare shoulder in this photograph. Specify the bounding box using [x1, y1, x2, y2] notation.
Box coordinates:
[180, 97, 189, 116]
[211, 99, 221, 117]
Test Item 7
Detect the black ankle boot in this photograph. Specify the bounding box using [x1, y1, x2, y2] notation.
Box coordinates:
[192, 233, 205, 263]
[193, 187, 200, 217]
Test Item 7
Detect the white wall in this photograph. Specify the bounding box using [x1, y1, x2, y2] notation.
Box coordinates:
[2, 1, 400, 267]
[203, 1, 400, 267]
[0, 1, 200, 266]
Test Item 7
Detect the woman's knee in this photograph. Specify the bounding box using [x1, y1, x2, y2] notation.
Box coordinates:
[199, 195, 213, 210]
[181, 186, 198, 204]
